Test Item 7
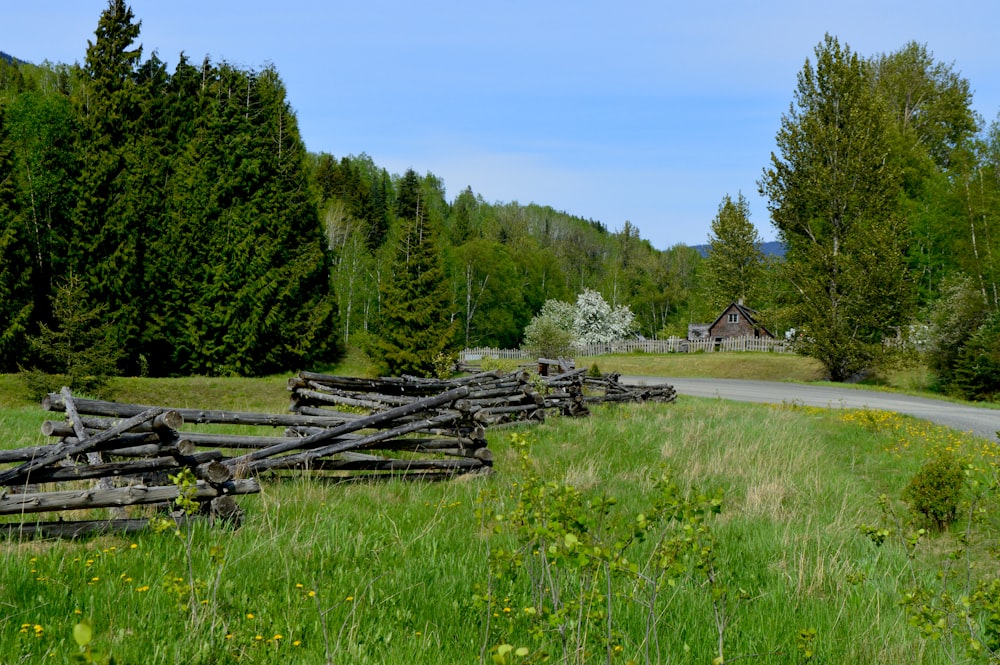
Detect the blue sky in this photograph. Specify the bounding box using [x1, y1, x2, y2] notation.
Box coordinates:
[5, 1, 999, 248]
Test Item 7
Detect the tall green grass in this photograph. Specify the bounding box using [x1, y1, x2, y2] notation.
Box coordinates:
[0, 364, 997, 664]
[2, 377, 995, 663]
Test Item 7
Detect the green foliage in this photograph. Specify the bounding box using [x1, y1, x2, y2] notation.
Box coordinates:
[759, 34, 913, 381]
[478, 432, 736, 664]
[479, 355, 521, 373]
[951, 311, 1000, 401]
[925, 274, 991, 393]
[72, 618, 115, 665]
[703, 192, 765, 311]
[521, 300, 575, 359]
[370, 211, 457, 377]
[902, 450, 965, 529]
[21, 273, 121, 398]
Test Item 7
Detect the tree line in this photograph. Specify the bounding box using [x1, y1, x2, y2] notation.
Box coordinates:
[2, 3, 1000, 399]
[0, 1, 335, 378]
[0, 1, 707, 379]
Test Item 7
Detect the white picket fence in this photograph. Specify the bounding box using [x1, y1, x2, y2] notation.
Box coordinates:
[461, 336, 792, 361]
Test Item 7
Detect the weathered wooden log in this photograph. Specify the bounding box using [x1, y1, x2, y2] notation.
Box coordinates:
[304, 383, 418, 406]
[291, 390, 392, 411]
[196, 461, 232, 484]
[61, 388, 118, 507]
[0, 518, 161, 539]
[0, 478, 260, 515]
[296, 370, 506, 396]
[176, 432, 309, 450]
[244, 412, 462, 473]
[49, 431, 163, 448]
[0, 437, 198, 464]
[42, 394, 359, 427]
[13, 451, 223, 484]
[0, 505, 244, 539]
[0, 407, 164, 487]
[303, 455, 485, 472]
[226, 386, 470, 470]
[41, 410, 183, 438]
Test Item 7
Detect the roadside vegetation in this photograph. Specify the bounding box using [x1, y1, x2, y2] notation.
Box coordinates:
[2, 365, 1000, 663]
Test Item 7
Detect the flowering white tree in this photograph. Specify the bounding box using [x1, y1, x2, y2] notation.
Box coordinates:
[522, 290, 636, 356]
[573, 289, 635, 345]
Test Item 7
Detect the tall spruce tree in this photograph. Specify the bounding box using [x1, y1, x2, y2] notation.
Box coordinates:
[71, 0, 145, 372]
[759, 35, 912, 381]
[703, 193, 764, 311]
[163, 63, 338, 375]
[371, 197, 456, 377]
[0, 107, 33, 370]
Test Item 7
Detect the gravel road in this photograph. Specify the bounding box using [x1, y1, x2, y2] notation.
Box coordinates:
[620, 376, 1000, 442]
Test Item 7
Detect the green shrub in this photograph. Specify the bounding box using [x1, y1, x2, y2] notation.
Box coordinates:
[902, 450, 965, 530]
[480, 356, 520, 373]
[951, 311, 1000, 401]
[588, 362, 602, 377]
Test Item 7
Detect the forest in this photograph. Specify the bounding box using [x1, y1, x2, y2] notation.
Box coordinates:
[2, 3, 1000, 397]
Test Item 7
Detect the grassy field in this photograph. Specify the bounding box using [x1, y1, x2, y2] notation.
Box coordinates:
[1, 357, 998, 663]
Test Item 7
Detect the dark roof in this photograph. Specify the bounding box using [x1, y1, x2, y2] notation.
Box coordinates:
[708, 302, 774, 337]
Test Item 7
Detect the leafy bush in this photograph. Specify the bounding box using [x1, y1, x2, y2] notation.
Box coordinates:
[925, 277, 987, 375]
[951, 311, 1000, 401]
[521, 310, 575, 359]
[902, 450, 965, 530]
[480, 356, 521, 373]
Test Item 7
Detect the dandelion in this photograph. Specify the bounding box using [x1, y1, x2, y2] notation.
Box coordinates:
[307, 591, 316, 598]
[130, 543, 138, 550]
[136, 585, 150, 592]
[295, 583, 303, 589]
[247, 613, 255, 619]
[273, 634, 283, 641]
[345, 596, 354, 602]
[225, 634, 233, 640]
[293, 640, 302, 647]
[255, 635, 264, 641]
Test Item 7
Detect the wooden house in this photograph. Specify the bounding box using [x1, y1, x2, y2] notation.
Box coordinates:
[689, 301, 774, 342]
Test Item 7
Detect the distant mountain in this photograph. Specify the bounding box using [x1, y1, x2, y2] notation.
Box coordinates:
[691, 241, 785, 258]
[0, 51, 26, 65]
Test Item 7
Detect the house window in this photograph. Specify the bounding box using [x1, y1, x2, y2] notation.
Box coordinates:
[728, 313, 739, 323]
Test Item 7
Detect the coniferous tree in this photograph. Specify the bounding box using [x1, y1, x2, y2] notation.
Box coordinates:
[703, 193, 765, 311]
[0, 107, 33, 370]
[164, 63, 338, 375]
[371, 204, 456, 377]
[759, 35, 912, 381]
[71, 0, 145, 372]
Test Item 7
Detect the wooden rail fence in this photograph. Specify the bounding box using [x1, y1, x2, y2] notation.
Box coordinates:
[463, 335, 791, 361]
